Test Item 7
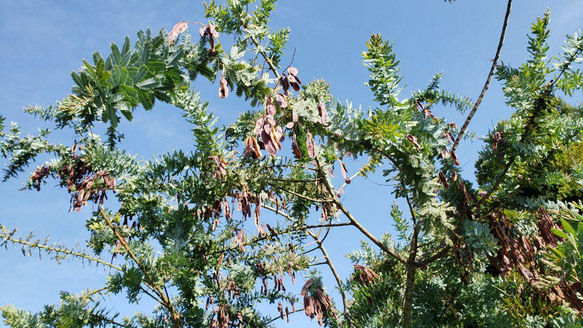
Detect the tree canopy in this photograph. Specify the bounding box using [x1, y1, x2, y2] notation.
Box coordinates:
[1, 0, 583, 327]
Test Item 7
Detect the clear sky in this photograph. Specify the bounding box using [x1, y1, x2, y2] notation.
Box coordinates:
[1, 1, 582, 327]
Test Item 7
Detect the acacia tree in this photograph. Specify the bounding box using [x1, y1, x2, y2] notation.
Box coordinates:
[1, 0, 583, 327]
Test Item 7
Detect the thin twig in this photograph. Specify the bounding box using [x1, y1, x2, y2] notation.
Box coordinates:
[315, 157, 407, 264]
[282, 48, 297, 73]
[403, 224, 420, 328]
[211, 209, 350, 256]
[99, 208, 165, 302]
[404, 192, 417, 226]
[338, 165, 367, 191]
[417, 240, 437, 249]
[305, 228, 349, 315]
[452, 0, 513, 153]
[261, 203, 349, 315]
[266, 307, 305, 324]
[475, 158, 514, 207]
[301, 246, 320, 255]
[317, 225, 332, 244]
[82, 287, 110, 301]
[418, 245, 451, 267]
[89, 312, 130, 328]
[271, 185, 333, 203]
[305, 222, 352, 229]
[270, 177, 321, 183]
[140, 285, 164, 305]
[245, 29, 280, 79]
[3, 233, 121, 271]
[99, 208, 182, 327]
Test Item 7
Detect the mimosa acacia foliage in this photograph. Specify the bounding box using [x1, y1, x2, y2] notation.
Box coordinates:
[1, 1, 583, 327]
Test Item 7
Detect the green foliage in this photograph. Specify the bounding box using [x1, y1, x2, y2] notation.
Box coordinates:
[1, 292, 122, 328]
[545, 203, 583, 285]
[477, 11, 583, 209]
[462, 221, 500, 258]
[391, 202, 410, 242]
[345, 239, 405, 327]
[363, 34, 403, 108]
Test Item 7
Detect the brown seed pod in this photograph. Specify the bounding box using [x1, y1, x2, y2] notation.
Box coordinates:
[219, 77, 228, 98]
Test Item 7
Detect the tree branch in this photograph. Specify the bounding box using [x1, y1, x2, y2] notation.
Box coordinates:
[1, 227, 122, 271]
[269, 177, 321, 183]
[261, 203, 349, 315]
[208, 207, 350, 257]
[266, 307, 305, 324]
[418, 244, 451, 267]
[99, 208, 183, 328]
[271, 185, 333, 203]
[452, 0, 513, 153]
[337, 165, 367, 191]
[306, 222, 353, 229]
[243, 27, 281, 80]
[474, 81, 554, 209]
[404, 192, 417, 226]
[403, 224, 419, 328]
[305, 228, 349, 315]
[315, 157, 407, 265]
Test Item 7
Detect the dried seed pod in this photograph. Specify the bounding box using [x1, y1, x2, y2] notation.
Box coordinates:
[199, 24, 219, 52]
[168, 21, 188, 45]
[287, 67, 301, 91]
[406, 134, 420, 151]
[451, 150, 460, 166]
[265, 96, 276, 116]
[279, 75, 290, 94]
[276, 93, 287, 108]
[317, 102, 328, 125]
[292, 132, 302, 158]
[439, 171, 449, 188]
[244, 136, 262, 159]
[219, 77, 228, 98]
[301, 279, 313, 296]
[278, 302, 284, 319]
[306, 132, 316, 158]
[340, 161, 351, 184]
[441, 148, 450, 159]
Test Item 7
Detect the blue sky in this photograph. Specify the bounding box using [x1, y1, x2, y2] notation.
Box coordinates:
[1, 0, 582, 327]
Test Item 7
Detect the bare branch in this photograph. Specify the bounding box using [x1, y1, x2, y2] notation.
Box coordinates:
[261, 203, 349, 315]
[271, 185, 333, 203]
[269, 177, 321, 183]
[418, 244, 451, 267]
[315, 157, 407, 264]
[305, 228, 349, 315]
[403, 224, 420, 328]
[266, 307, 305, 324]
[337, 164, 367, 191]
[452, 0, 513, 152]
[404, 192, 417, 226]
